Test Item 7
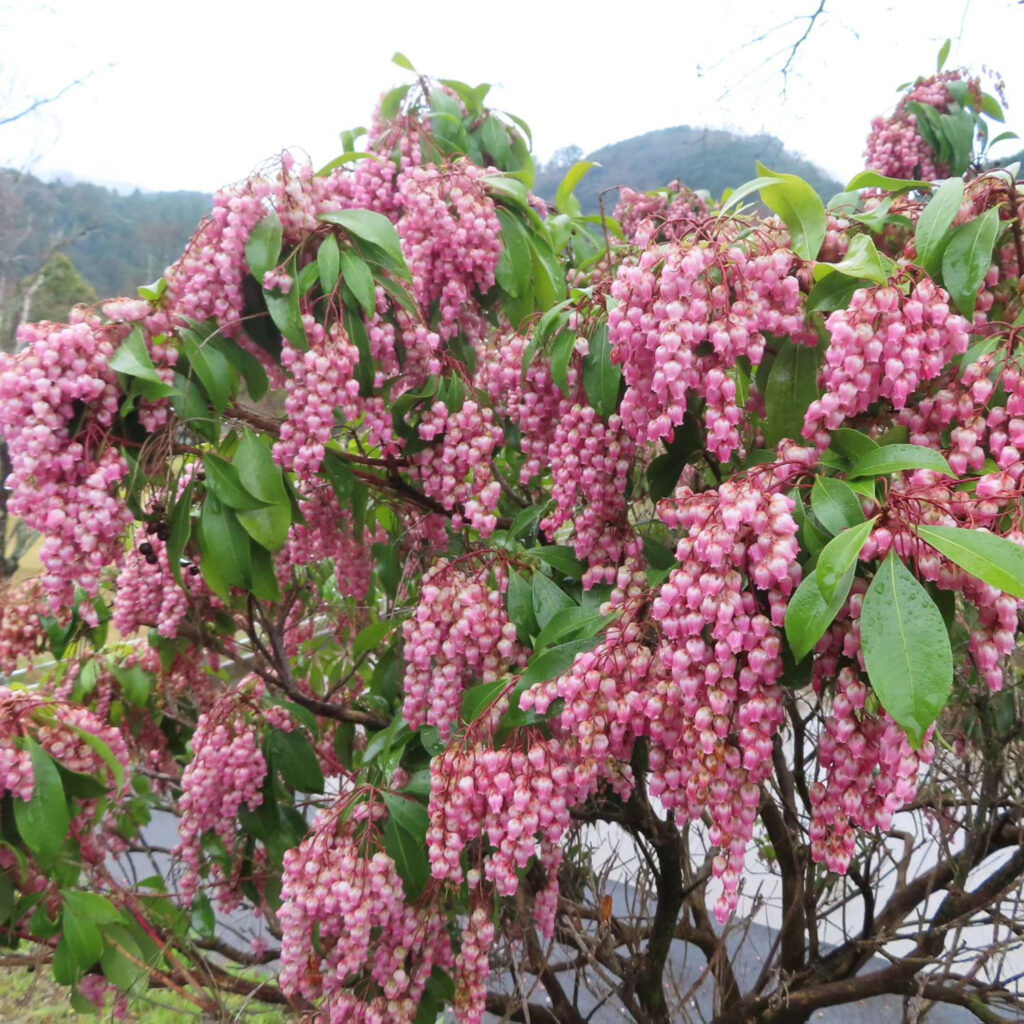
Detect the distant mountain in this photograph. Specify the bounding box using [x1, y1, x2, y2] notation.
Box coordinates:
[534, 125, 844, 213]
[0, 169, 211, 303]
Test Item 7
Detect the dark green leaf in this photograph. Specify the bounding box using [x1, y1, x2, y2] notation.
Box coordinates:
[916, 524, 1024, 598]
[517, 635, 602, 690]
[582, 323, 621, 417]
[829, 428, 879, 461]
[383, 794, 430, 898]
[550, 331, 576, 397]
[208, 333, 269, 401]
[507, 569, 538, 644]
[108, 665, 152, 708]
[264, 282, 307, 350]
[317, 234, 340, 294]
[810, 476, 865, 535]
[847, 443, 954, 479]
[814, 233, 891, 286]
[941, 207, 1001, 319]
[461, 679, 509, 723]
[166, 478, 194, 588]
[846, 170, 934, 192]
[61, 903, 103, 970]
[100, 926, 148, 995]
[339, 248, 377, 316]
[197, 499, 252, 598]
[269, 729, 324, 794]
[202, 455, 269, 510]
[763, 338, 820, 447]
[534, 607, 613, 653]
[532, 573, 575, 629]
[495, 208, 533, 303]
[806, 271, 863, 313]
[861, 550, 953, 747]
[14, 740, 69, 866]
[319, 209, 410, 279]
[531, 545, 586, 580]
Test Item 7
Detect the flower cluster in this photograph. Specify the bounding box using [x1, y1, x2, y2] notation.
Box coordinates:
[803, 280, 970, 446]
[0, 580, 47, 676]
[615, 180, 710, 245]
[402, 558, 523, 738]
[608, 239, 808, 459]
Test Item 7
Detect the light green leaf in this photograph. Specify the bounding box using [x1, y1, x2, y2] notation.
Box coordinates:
[916, 524, 1024, 598]
[815, 516, 877, 601]
[915, 176, 964, 278]
[555, 161, 599, 217]
[847, 443, 954, 479]
[814, 234, 891, 286]
[861, 550, 953, 747]
[846, 170, 933, 192]
[244, 212, 283, 282]
[937, 38, 951, 72]
[784, 565, 854, 663]
[755, 162, 827, 260]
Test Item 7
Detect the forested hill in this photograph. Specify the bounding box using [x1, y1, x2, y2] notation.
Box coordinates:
[0, 169, 211, 300]
[533, 125, 844, 213]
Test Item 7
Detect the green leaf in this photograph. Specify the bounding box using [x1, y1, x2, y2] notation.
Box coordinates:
[250, 542, 281, 602]
[814, 234, 891, 286]
[784, 565, 854, 662]
[532, 573, 575, 629]
[846, 170, 934, 192]
[197, 499, 251, 598]
[64, 891, 123, 926]
[755, 162, 827, 260]
[317, 234, 340, 294]
[763, 338, 820, 447]
[937, 38, 951, 72]
[582, 323, 621, 417]
[517, 635, 602, 691]
[63, 724, 126, 796]
[847, 443, 954, 479]
[339, 247, 377, 316]
[100, 926, 148, 995]
[495, 208, 533, 303]
[202, 455, 269, 510]
[62, 902, 103, 970]
[941, 206, 1001, 319]
[269, 729, 325, 794]
[531, 545, 586, 580]
[109, 327, 173, 400]
[108, 664, 152, 708]
[353, 617, 402, 658]
[555, 161, 599, 217]
[236, 501, 291, 553]
[245, 212, 283, 281]
[534, 607, 613, 653]
[530, 235, 566, 309]
[507, 569, 538, 644]
[383, 794, 430, 898]
[829, 428, 879, 461]
[166, 478, 194, 588]
[916, 525, 1024, 598]
[208, 333, 269, 401]
[391, 51, 416, 71]
[14, 740, 69, 866]
[549, 331, 576, 397]
[810, 476, 865, 535]
[861, 550, 953, 747]
[480, 115, 511, 165]
[915, 176, 964, 278]
[180, 331, 233, 414]
[322, 450, 354, 504]
[318, 209, 410, 279]
[461, 678, 509, 723]
[815, 516, 877, 601]
[53, 937, 82, 986]
[236, 429, 288, 504]
[264, 279, 307, 350]
[941, 110, 975, 176]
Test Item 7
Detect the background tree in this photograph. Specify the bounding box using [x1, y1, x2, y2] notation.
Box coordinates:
[0, 49, 1022, 1024]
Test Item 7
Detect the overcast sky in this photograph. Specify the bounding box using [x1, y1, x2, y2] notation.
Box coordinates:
[1, 0, 1021, 195]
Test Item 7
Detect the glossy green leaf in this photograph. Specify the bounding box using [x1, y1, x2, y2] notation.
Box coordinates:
[861, 550, 953, 747]
[846, 170, 933, 192]
[555, 161, 599, 217]
[530, 234, 566, 309]
[383, 794, 430, 898]
[763, 338, 820, 447]
[531, 545, 586, 580]
[339, 247, 377, 316]
[264, 275, 307, 350]
[784, 565, 854, 662]
[532, 572, 575, 629]
[461, 678, 509, 723]
[582, 323, 621, 417]
[62, 903, 103, 970]
[245, 212, 283, 281]
[14, 740, 69, 866]
[916, 524, 1024, 598]
[236, 501, 291, 552]
[815, 516, 877, 601]
[533, 607, 613, 653]
[915, 176, 964, 278]
[63, 890, 122, 925]
[507, 569, 538, 644]
[755, 162, 827, 260]
[197, 499, 251, 598]
[317, 234, 340, 294]
[847, 443, 954, 479]
[109, 327, 174, 399]
[202, 455, 268, 510]
[180, 331, 233, 414]
[941, 206, 1001, 319]
[319, 209, 410, 279]
[165, 478, 194, 588]
[353, 617, 403, 658]
[549, 331, 576, 397]
[829, 428, 879, 461]
[814, 233, 890, 286]
[495, 208, 532, 301]
[208, 333, 269, 401]
[810, 476, 866, 535]
[806, 270, 863, 313]
[269, 729, 324, 794]
[236, 429, 288, 504]
[517, 634, 602, 690]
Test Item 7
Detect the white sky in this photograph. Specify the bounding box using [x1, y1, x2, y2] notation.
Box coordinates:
[1, 0, 1022, 195]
